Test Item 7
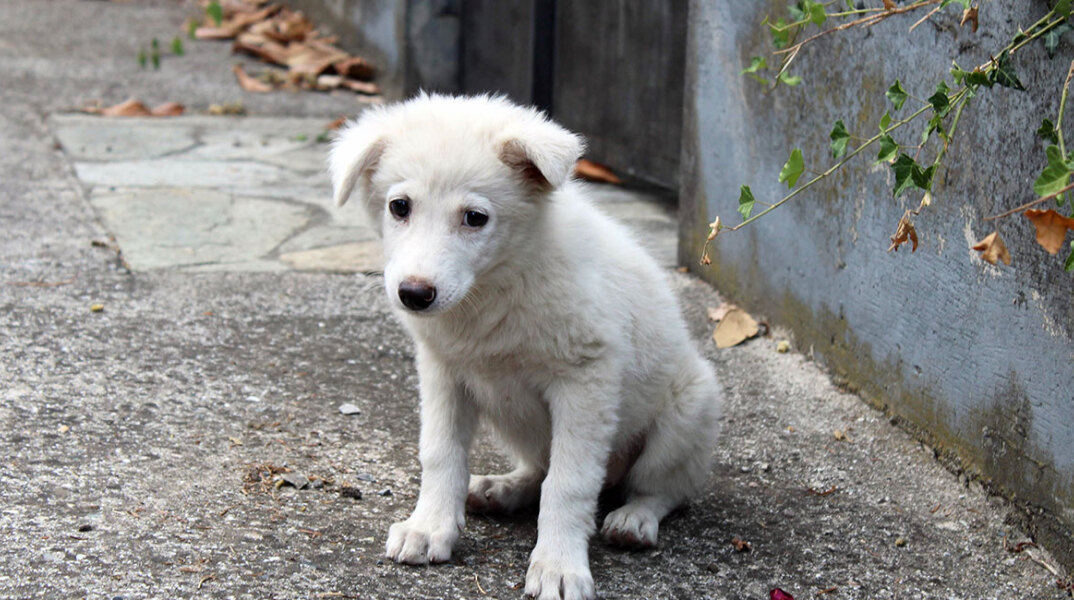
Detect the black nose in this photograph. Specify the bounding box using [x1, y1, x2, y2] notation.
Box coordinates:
[398, 279, 437, 311]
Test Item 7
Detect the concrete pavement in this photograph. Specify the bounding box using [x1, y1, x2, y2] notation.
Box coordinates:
[0, 1, 1067, 598]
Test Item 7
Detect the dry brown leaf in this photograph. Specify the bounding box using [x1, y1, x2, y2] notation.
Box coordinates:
[574, 159, 622, 184]
[284, 41, 349, 76]
[960, 6, 979, 33]
[1023, 209, 1074, 255]
[339, 78, 381, 95]
[150, 102, 185, 117]
[87, 98, 153, 117]
[707, 302, 737, 322]
[332, 57, 375, 81]
[326, 116, 347, 130]
[971, 231, 1012, 266]
[731, 537, 752, 552]
[882, 0, 895, 10]
[713, 308, 759, 349]
[833, 429, 852, 442]
[233, 64, 273, 93]
[233, 37, 290, 65]
[887, 210, 918, 253]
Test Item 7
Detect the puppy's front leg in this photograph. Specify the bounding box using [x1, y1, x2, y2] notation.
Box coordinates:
[386, 352, 476, 564]
[526, 375, 618, 600]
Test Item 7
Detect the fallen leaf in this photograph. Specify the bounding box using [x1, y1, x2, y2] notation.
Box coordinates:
[882, 0, 895, 10]
[89, 98, 152, 117]
[325, 116, 347, 130]
[332, 56, 375, 81]
[90, 303, 105, 312]
[833, 429, 851, 442]
[1023, 209, 1074, 255]
[233, 63, 273, 92]
[58, 424, 70, 434]
[713, 308, 759, 348]
[731, 537, 752, 552]
[150, 102, 185, 116]
[971, 231, 1012, 265]
[233, 37, 290, 65]
[207, 101, 246, 115]
[284, 41, 349, 76]
[707, 302, 737, 322]
[887, 210, 918, 253]
[770, 590, 795, 600]
[776, 340, 790, 353]
[960, 6, 979, 33]
[574, 159, 622, 184]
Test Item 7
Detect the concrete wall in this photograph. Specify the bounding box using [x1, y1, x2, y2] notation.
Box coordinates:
[681, 0, 1074, 566]
[552, 0, 686, 187]
[297, 0, 686, 187]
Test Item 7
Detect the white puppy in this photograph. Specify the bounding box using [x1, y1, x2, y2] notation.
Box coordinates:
[330, 94, 722, 600]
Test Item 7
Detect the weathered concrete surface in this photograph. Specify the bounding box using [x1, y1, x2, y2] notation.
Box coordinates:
[682, 0, 1074, 571]
[0, 1, 1068, 598]
[552, 0, 687, 188]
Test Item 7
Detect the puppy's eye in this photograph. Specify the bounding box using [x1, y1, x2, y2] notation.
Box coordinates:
[463, 210, 489, 228]
[389, 198, 410, 219]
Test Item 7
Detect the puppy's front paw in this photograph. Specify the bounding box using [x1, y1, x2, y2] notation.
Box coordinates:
[525, 548, 594, 600]
[385, 516, 459, 565]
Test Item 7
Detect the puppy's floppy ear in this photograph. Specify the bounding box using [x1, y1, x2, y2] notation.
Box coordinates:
[329, 118, 387, 208]
[497, 117, 585, 190]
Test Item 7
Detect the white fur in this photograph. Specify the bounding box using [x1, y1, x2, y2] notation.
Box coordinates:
[330, 94, 722, 600]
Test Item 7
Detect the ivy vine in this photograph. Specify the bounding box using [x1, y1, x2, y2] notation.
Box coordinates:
[701, 0, 1074, 274]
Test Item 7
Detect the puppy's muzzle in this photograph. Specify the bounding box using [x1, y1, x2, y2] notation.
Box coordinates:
[398, 278, 437, 311]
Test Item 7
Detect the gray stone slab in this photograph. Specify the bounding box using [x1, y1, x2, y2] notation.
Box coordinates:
[277, 224, 378, 255]
[51, 119, 197, 161]
[90, 188, 310, 270]
[75, 159, 293, 189]
[279, 241, 384, 273]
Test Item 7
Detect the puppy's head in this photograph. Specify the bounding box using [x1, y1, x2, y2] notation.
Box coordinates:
[329, 94, 584, 315]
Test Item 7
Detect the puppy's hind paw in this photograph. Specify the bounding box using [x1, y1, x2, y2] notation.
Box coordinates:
[601, 504, 659, 549]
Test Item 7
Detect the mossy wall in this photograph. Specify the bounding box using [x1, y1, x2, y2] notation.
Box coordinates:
[682, 0, 1074, 568]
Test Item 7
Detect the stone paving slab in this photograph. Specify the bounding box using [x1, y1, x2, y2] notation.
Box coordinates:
[50, 114, 680, 274]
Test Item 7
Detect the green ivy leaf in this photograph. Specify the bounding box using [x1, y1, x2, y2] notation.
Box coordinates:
[808, 1, 827, 26]
[912, 163, 936, 191]
[886, 80, 909, 110]
[892, 154, 917, 198]
[830, 120, 850, 158]
[1065, 241, 1074, 272]
[737, 185, 756, 221]
[1034, 145, 1072, 197]
[1045, 23, 1072, 58]
[928, 86, 951, 117]
[921, 113, 944, 145]
[990, 50, 1027, 91]
[779, 149, 805, 188]
[1058, 0, 1072, 19]
[876, 134, 898, 164]
[879, 111, 892, 132]
[206, 0, 223, 26]
[741, 56, 767, 74]
[1038, 118, 1060, 145]
[769, 19, 790, 49]
[940, 0, 970, 10]
[789, 3, 807, 22]
[779, 71, 803, 86]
